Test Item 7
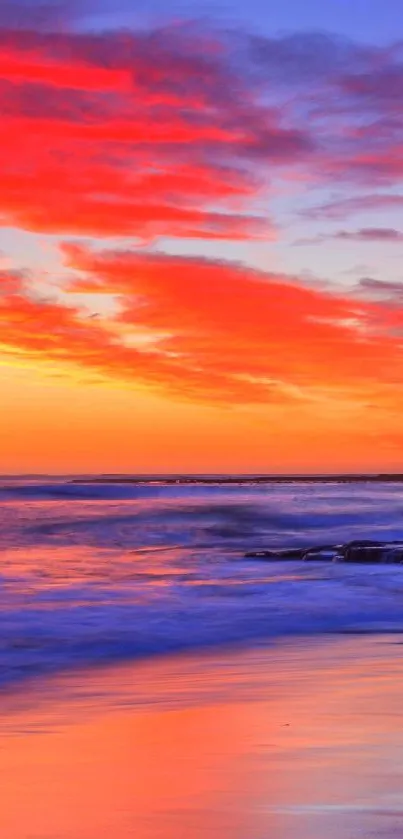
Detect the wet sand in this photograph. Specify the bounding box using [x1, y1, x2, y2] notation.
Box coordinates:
[1, 635, 403, 838]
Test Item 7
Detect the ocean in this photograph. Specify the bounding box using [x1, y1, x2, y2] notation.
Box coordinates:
[1, 476, 403, 688]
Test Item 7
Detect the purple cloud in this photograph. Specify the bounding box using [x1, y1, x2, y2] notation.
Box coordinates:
[357, 277, 403, 303]
[0, 0, 78, 30]
[302, 193, 403, 220]
[295, 228, 403, 246]
[336, 228, 403, 242]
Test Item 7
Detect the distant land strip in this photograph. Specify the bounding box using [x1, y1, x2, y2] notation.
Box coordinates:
[71, 474, 403, 485]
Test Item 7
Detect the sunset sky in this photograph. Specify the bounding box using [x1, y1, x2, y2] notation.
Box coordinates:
[1, 0, 403, 473]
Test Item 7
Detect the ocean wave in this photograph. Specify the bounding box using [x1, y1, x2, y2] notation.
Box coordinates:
[1, 478, 403, 687]
[1, 558, 403, 688]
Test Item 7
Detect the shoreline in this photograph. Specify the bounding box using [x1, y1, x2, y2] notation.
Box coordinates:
[2, 622, 403, 701]
[1, 634, 403, 838]
[71, 472, 403, 484]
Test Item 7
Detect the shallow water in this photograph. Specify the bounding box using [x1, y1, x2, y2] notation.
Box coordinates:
[2, 476, 403, 686]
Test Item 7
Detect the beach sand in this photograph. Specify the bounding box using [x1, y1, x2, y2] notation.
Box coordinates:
[1, 635, 403, 838]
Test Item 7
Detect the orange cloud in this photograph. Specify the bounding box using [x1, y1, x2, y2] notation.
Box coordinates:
[2, 18, 403, 471]
[2, 248, 403, 414]
[67, 245, 403, 389]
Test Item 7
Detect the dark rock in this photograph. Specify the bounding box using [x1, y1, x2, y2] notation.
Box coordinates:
[244, 548, 304, 559]
[339, 542, 403, 564]
[339, 546, 385, 564]
[276, 548, 306, 558]
[387, 548, 403, 564]
[244, 539, 403, 564]
[304, 539, 403, 564]
[245, 544, 341, 560]
[302, 544, 341, 561]
[339, 540, 383, 556]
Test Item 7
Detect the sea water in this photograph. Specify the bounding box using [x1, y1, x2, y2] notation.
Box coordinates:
[1, 476, 403, 687]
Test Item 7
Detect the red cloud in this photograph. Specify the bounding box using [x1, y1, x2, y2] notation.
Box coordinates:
[0, 26, 316, 242]
[0, 269, 26, 293]
[0, 24, 402, 243]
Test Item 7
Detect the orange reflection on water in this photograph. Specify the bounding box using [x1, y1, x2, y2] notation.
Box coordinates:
[1, 636, 403, 839]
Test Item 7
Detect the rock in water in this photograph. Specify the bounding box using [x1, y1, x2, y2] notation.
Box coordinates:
[244, 548, 304, 560]
[339, 541, 403, 564]
[302, 544, 342, 561]
[244, 539, 403, 564]
[244, 544, 341, 560]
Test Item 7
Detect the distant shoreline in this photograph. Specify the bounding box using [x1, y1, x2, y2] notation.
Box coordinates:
[71, 473, 403, 485]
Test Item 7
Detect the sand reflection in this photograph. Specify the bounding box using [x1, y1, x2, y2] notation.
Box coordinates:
[1, 636, 403, 838]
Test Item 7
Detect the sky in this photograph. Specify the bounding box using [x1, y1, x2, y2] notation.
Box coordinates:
[1, 0, 403, 474]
